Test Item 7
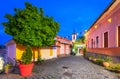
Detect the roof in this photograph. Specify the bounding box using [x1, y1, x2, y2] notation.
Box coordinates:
[0, 29, 12, 45]
[87, 0, 116, 32]
[55, 36, 72, 45]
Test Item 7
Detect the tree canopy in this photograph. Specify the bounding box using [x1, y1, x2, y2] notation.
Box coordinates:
[76, 36, 85, 44]
[3, 2, 60, 47]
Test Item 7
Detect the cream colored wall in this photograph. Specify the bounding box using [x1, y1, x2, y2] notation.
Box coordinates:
[16, 44, 56, 60]
[60, 44, 64, 54]
[41, 47, 53, 60]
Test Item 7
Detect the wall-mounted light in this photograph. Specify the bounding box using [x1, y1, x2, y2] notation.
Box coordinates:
[108, 18, 112, 23]
[94, 25, 98, 29]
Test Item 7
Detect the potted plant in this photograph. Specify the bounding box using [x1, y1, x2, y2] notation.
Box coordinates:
[19, 45, 34, 76]
[106, 63, 120, 73]
[4, 63, 10, 74]
[102, 56, 112, 67]
[88, 56, 94, 61]
[92, 58, 97, 62]
[95, 58, 104, 65]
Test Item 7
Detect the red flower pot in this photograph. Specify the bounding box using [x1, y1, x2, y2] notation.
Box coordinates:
[19, 63, 34, 76]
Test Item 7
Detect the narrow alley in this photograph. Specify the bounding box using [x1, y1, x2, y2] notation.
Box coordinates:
[0, 56, 118, 79]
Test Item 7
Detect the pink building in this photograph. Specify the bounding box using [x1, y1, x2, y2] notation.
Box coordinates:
[55, 36, 72, 57]
[86, 0, 120, 62]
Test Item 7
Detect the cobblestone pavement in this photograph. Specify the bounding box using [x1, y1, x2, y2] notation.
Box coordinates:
[0, 56, 119, 79]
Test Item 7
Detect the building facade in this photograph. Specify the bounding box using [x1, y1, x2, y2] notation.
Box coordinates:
[55, 36, 72, 57]
[86, 0, 120, 62]
[5, 36, 72, 64]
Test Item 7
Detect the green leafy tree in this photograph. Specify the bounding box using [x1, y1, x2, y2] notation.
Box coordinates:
[76, 36, 85, 44]
[3, 2, 60, 59]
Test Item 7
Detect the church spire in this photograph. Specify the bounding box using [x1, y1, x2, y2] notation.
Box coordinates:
[72, 28, 77, 42]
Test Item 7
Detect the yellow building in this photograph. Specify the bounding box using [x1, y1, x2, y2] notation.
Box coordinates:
[5, 36, 72, 64]
[6, 40, 57, 62]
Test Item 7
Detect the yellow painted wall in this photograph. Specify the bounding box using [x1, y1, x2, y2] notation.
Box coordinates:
[16, 44, 26, 60]
[16, 44, 53, 60]
[32, 47, 39, 60]
[50, 47, 53, 56]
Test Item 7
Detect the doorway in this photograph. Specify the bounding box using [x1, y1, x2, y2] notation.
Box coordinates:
[104, 32, 108, 48]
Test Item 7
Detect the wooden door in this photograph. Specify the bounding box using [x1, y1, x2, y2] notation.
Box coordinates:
[104, 32, 108, 48]
[118, 26, 120, 47]
[91, 39, 93, 48]
[96, 36, 99, 48]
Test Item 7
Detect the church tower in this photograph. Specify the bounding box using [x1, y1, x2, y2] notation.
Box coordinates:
[72, 28, 77, 43]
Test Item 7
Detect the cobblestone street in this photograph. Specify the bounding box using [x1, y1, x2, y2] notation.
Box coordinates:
[0, 56, 119, 79]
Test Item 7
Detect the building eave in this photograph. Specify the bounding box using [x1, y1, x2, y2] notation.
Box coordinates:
[87, 0, 116, 32]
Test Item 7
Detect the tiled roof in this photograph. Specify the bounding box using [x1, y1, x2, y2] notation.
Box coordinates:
[55, 36, 72, 45]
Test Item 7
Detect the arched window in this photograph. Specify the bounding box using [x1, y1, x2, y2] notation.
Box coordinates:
[118, 26, 120, 47]
[91, 39, 93, 48]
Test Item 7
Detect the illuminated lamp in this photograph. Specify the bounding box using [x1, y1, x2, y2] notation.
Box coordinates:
[84, 33, 87, 37]
[108, 18, 112, 23]
[94, 25, 98, 29]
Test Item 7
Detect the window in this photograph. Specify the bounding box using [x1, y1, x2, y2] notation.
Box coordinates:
[104, 32, 108, 48]
[96, 36, 99, 48]
[91, 39, 93, 48]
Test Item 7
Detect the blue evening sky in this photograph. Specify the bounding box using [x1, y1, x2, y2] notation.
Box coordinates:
[0, 0, 112, 38]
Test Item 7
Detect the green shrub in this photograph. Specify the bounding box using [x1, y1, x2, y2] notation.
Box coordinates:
[88, 55, 95, 61]
[104, 56, 112, 62]
[82, 47, 86, 57]
[97, 55, 102, 59]
[21, 45, 32, 64]
[36, 57, 44, 64]
[5, 63, 11, 70]
[95, 59, 104, 65]
[108, 64, 120, 70]
[89, 55, 94, 58]
[105, 63, 120, 73]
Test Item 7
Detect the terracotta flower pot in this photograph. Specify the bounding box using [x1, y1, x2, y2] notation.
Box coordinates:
[5, 69, 9, 74]
[88, 57, 92, 61]
[102, 62, 110, 67]
[19, 63, 34, 76]
[92, 58, 97, 62]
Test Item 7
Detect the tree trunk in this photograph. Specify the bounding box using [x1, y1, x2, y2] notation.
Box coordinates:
[38, 47, 41, 59]
[32, 47, 35, 61]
